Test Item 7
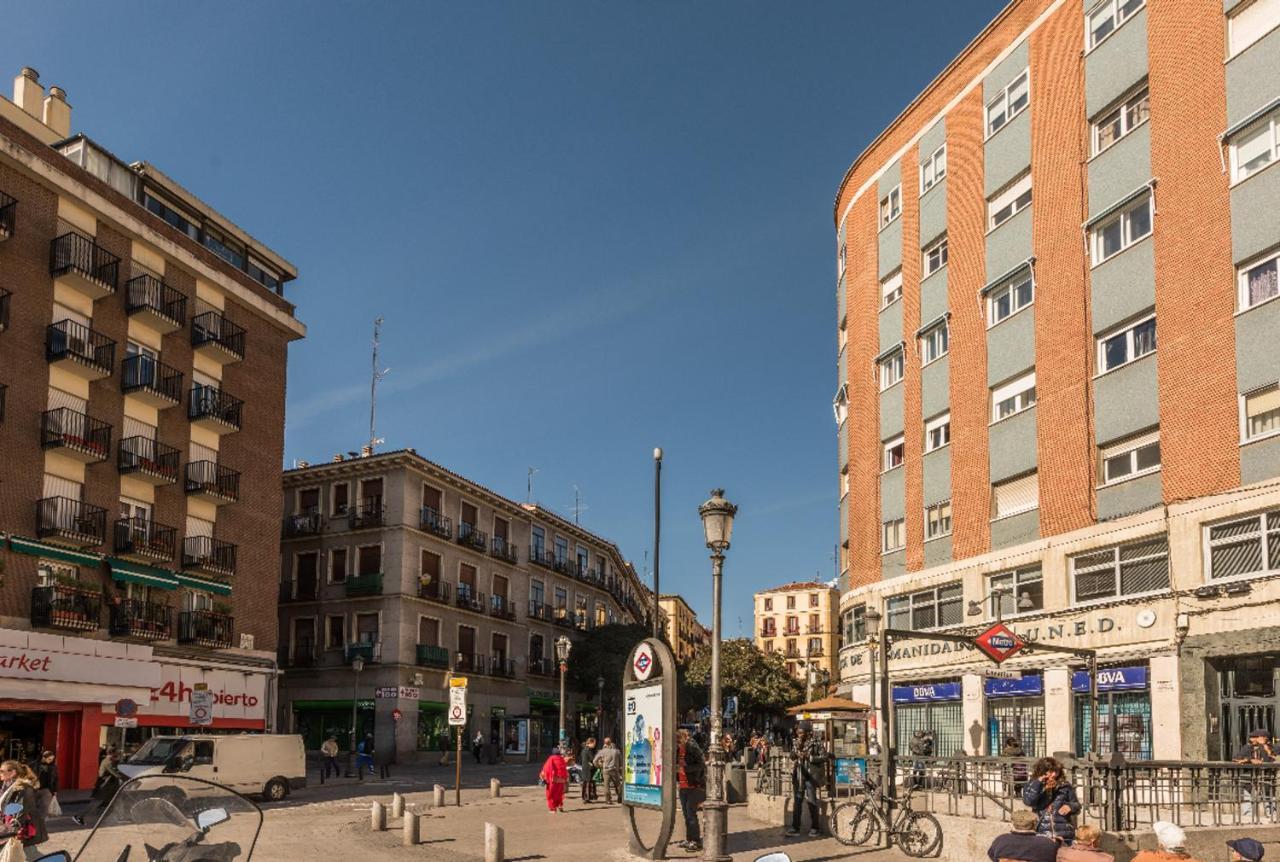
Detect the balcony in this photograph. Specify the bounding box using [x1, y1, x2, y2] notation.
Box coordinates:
[283, 509, 324, 538]
[345, 572, 383, 596]
[455, 653, 485, 674]
[489, 657, 516, 678]
[489, 594, 517, 621]
[119, 436, 180, 485]
[552, 557, 577, 577]
[47, 320, 115, 381]
[121, 354, 183, 408]
[455, 585, 486, 614]
[189, 384, 243, 434]
[285, 645, 317, 668]
[416, 644, 450, 669]
[348, 500, 384, 530]
[530, 547, 555, 569]
[457, 522, 487, 552]
[528, 601, 553, 623]
[41, 407, 111, 463]
[185, 460, 240, 505]
[759, 628, 777, 638]
[178, 610, 234, 649]
[419, 506, 451, 539]
[805, 625, 825, 635]
[783, 627, 801, 637]
[528, 657, 555, 677]
[50, 232, 119, 300]
[125, 274, 186, 334]
[108, 598, 172, 641]
[36, 497, 106, 547]
[31, 584, 102, 632]
[114, 517, 177, 564]
[182, 536, 236, 579]
[345, 642, 381, 663]
[574, 611, 592, 632]
[418, 580, 452, 604]
[192, 308, 245, 363]
[490, 536, 518, 564]
[807, 646, 825, 657]
[552, 606, 575, 629]
[0, 190, 14, 241]
[279, 580, 319, 602]
[0, 288, 9, 332]
[785, 647, 802, 658]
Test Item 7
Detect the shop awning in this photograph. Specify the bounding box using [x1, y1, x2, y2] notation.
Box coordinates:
[173, 572, 232, 596]
[6, 535, 103, 567]
[107, 558, 179, 590]
[788, 696, 871, 716]
[529, 697, 558, 708]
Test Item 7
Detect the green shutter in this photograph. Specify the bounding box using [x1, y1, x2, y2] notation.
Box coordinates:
[107, 558, 179, 590]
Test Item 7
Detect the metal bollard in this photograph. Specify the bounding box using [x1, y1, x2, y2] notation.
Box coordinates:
[403, 811, 420, 846]
[391, 793, 405, 818]
[484, 822, 504, 862]
[433, 784, 446, 808]
[371, 801, 386, 831]
[490, 778, 501, 798]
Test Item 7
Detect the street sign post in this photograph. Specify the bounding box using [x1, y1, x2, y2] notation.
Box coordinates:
[973, 623, 1026, 664]
[449, 677, 467, 807]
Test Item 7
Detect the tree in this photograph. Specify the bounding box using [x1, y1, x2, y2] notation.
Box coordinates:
[564, 622, 651, 733]
[681, 638, 805, 719]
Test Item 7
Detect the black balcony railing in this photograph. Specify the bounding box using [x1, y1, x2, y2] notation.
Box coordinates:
[114, 516, 177, 561]
[760, 628, 777, 639]
[0, 191, 15, 239]
[455, 653, 485, 674]
[528, 657, 554, 676]
[31, 584, 102, 632]
[552, 556, 576, 577]
[36, 497, 106, 545]
[41, 407, 111, 462]
[345, 572, 383, 597]
[553, 606, 575, 629]
[125, 274, 187, 326]
[416, 644, 450, 669]
[457, 522, 487, 552]
[489, 595, 516, 621]
[530, 547, 555, 569]
[528, 601, 553, 623]
[348, 500, 384, 529]
[47, 319, 115, 376]
[177, 610, 233, 648]
[108, 597, 172, 640]
[287, 644, 317, 668]
[192, 308, 246, 360]
[455, 585, 486, 614]
[346, 642, 381, 663]
[489, 657, 516, 678]
[189, 384, 243, 430]
[419, 580, 452, 603]
[119, 436, 181, 483]
[420, 506, 451, 539]
[283, 509, 323, 538]
[185, 460, 240, 502]
[0, 288, 9, 332]
[50, 232, 119, 292]
[182, 536, 237, 578]
[122, 354, 183, 404]
[491, 536, 517, 564]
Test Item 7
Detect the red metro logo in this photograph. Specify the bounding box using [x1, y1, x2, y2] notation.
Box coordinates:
[973, 623, 1026, 665]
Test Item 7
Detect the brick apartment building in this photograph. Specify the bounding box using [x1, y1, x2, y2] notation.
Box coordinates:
[0, 68, 304, 787]
[753, 582, 839, 689]
[658, 594, 709, 665]
[276, 449, 653, 762]
[832, 0, 1280, 762]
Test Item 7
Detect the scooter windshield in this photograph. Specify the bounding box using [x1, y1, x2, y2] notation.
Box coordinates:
[73, 775, 263, 862]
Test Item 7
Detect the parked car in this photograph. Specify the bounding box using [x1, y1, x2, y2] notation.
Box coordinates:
[119, 733, 306, 801]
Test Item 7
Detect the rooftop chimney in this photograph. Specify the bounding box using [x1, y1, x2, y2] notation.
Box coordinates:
[296, 459, 310, 469]
[332, 454, 344, 462]
[13, 67, 42, 118]
[360, 445, 373, 458]
[42, 86, 70, 138]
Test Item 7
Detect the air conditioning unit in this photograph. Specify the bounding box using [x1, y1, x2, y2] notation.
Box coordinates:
[413, 673, 424, 686]
[239, 633, 255, 650]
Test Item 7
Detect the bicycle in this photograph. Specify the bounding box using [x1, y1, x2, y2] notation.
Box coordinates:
[830, 782, 943, 856]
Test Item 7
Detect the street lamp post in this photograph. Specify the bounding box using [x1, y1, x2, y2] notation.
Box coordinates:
[652, 447, 663, 639]
[556, 636, 573, 747]
[863, 608, 889, 806]
[698, 488, 737, 862]
[345, 654, 365, 778]
[596, 675, 605, 738]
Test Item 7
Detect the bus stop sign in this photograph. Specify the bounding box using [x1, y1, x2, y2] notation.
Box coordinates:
[974, 623, 1025, 664]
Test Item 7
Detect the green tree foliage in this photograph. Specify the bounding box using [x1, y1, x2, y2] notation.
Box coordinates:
[565, 622, 652, 716]
[681, 638, 805, 717]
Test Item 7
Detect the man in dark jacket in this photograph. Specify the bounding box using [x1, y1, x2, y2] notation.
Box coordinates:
[676, 729, 706, 852]
[785, 722, 827, 838]
[988, 809, 1059, 862]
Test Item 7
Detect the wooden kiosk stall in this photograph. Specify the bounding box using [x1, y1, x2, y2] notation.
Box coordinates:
[787, 696, 872, 791]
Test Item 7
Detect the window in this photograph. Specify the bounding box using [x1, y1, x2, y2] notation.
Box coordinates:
[764, 598, 773, 611]
[1244, 385, 1280, 441]
[203, 223, 246, 270]
[992, 472, 1039, 519]
[879, 185, 902, 228]
[763, 640, 773, 653]
[1100, 430, 1161, 484]
[530, 578, 545, 606]
[923, 235, 949, 277]
[925, 413, 951, 452]
[1088, 0, 1145, 48]
[554, 536, 569, 564]
[920, 321, 949, 365]
[879, 349, 905, 391]
[1097, 315, 1156, 373]
[837, 240, 847, 276]
[845, 605, 867, 643]
[1239, 250, 1280, 310]
[991, 371, 1037, 422]
[36, 560, 77, 588]
[886, 583, 963, 631]
[810, 593, 820, 608]
[786, 595, 796, 610]
[1232, 111, 1280, 183]
[989, 567, 1044, 616]
[921, 145, 947, 194]
[331, 482, 349, 515]
[987, 70, 1030, 136]
[532, 526, 545, 556]
[247, 257, 281, 294]
[833, 384, 848, 426]
[326, 616, 346, 650]
[357, 544, 382, 576]
[420, 617, 441, 648]
[925, 501, 952, 540]
[838, 318, 848, 352]
[883, 436, 905, 472]
[1093, 87, 1150, 154]
[882, 518, 905, 553]
[142, 190, 200, 242]
[1205, 508, 1280, 580]
[419, 549, 440, 585]
[987, 271, 1034, 326]
[882, 271, 903, 308]
[1228, 0, 1280, 57]
[840, 466, 850, 497]
[988, 173, 1032, 230]
[1072, 537, 1169, 601]
[329, 548, 348, 583]
[1092, 193, 1153, 264]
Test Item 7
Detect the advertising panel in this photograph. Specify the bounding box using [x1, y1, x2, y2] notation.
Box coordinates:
[623, 682, 664, 808]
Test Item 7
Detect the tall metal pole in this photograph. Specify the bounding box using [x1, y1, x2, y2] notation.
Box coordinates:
[559, 656, 569, 745]
[455, 727, 462, 806]
[1088, 653, 1099, 756]
[346, 662, 362, 778]
[652, 448, 662, 639]
[868, 641, 879, 753]
[878, 628, 892, 807]
[703, 551, 730, 862]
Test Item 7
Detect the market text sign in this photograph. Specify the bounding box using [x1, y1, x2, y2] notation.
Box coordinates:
[0, 647, 159, 688]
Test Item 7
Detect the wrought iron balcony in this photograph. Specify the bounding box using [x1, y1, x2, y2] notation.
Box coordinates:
[419, 506, 451, 539]
[785, 647, 802, 658]
[807, 646, 825, 657]
[489, 657, 516, 678]
[348, 500, 384, 530]
[189, 384, 243, 433]
[455, 585, 486, 614]
[31, 584, 102, 632]
[345, 642, 381, 663]
[419, 580, 451, 604]
[283, 509, 324, 538]
[489, 595, 517, 621]
[125, 274, 186, 333]
[574, 611, 592, 632]
[457, 522, 487, 552]
[553, 606, 575, 629]
[455, 653, 485, 674]
[108, 597, 172, 641]
[36, 497, 106, 546]
[0, 190, 14, 241]
[491, 536, 518, 564]
[527, 657, 555, 676]
[286, 644, 317, 668]
[119, 436, 180, 485]
[416, 644, 450, 669]
[114, 516, 177, 563]
[182, 536, 236, 579]
[122, 354, 183, 407]
[0, 288, 9, 332]
[50, 232, 119, 299]
[177, 610, 234, 648]
[41, 407, 111, 463]
[345, 572, 383, 597]
[805, 625, 826, 634]
[185, 460, 240, 504]
[47, 319, 115, 380]
[530, 547, 555, 569]
[191, 308, 245, 362]
[528, 601, 553, 623]
[759, 627, 777, 638]
[783, 626, 801, 636]
[552, 556, 577, 577]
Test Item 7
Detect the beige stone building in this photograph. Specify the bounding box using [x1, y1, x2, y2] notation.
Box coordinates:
[753, 582, 839, 687]
[658, 594, 708, 664]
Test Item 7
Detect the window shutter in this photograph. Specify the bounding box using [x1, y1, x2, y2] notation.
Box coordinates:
[1247, 387, 1280, 418]
[122, 416, 157, 440]
[993, 472, 1039, 518]
[43, 474, 82, 500]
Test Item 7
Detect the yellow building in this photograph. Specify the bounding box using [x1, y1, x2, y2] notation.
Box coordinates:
[753, 582, 839, 688]
[658, 594, 707, 664]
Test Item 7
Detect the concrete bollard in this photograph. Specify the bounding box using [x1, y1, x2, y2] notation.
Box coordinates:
[484, 822, 504, 862]
[433, 784, 446, 808]
[391, 792, 405, 818]
[489, 777, 501, 798]
[371, 801, 386, 831]
[402, 812, 420, 846]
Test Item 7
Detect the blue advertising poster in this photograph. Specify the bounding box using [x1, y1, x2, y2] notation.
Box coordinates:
[1071, 666, 1147, 693]
[892, 681, 963, 703]
[835, 757, 867, 786]
[984, 674, 1044, 698]
[623, 683, 664, 808]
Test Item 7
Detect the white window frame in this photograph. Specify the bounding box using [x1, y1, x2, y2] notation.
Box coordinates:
[1242, 384, 1280, 443]
[925, 500, 952, 541]
[1099, 429, 1161, 486]
[923, 235, 949, 277]
[881, 271, 903, 308]
[1095, 313, 1156, 375]
[991, 471, 1040, 520]
[832, 383, 849, 426]
[1231, 108, 1280, 183]
[1228, 0, 1280, 58]
[325, 615, 346, 651]
[1087, 0, 1146, 50]
[1092, 86, 1150, 156]
[883, 435, 905, 473]
[882, 518, 905, 554]
[1071, 537, 1169, 603]
[987, 566, 1044, 619]
[919, 321, 949, 366]
[988, 173, 1033, 231]
[1203, 508, 1280, 582]
[328, 546, 349, 583]
[838, 317, 848, 352]
[991, 371, 1037, 424]
[1091, 193, 1153, 265]
[840, 467, 850, 498]
[986, 69, 1030, 138]
[837, 239, 847, 277]
[1238, 249, 1280, 311]
[986, 271, 1035, 328]
[879, 185, 902, 229]
[920, 144, 947, 194]
[878, 349, 905, 391]
[925, 412, 951, 453]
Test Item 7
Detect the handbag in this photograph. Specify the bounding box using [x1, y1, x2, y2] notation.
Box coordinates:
[48, 795, 62, 818]
[1, 836, 24, 862]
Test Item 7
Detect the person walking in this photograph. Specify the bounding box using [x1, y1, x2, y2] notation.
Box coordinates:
[1226, 837, 1265, 862]
[1233, 727, 1276, 821]
[472, 730, 485, 765]
[33, 753, 57, 819]
[1131, 821, 1202, 862]
[1023, 756, 1081, 845]
[320, 736, 340, 780]
[1057, 824, 1114, 862]
[593, 738, 624, 804]
[784, 722, 826, 838]
[72, 748, 125, 827]
[675, 729, 706, 852]
[355, 734, 375, 777]
[987, 809, 1059, 862]
[580, 737, 598, 802]
[0, 761, 48, 861]
[540, 747, 569, 813]
[1003, 736, 1028, 795]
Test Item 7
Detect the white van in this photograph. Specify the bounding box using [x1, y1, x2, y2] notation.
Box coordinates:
[120, 734, 306, 801]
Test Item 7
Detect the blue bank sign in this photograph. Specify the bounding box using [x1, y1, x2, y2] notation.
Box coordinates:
[892, 682, 963, 703]
[1072, 666, 1148, 692]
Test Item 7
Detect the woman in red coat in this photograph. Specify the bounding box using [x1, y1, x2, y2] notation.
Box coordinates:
[540, 748, 569, 813]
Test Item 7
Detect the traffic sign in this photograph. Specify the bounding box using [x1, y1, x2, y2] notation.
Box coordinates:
[115, 698, 138, 717]
[633, 643, 655, 681]
[114, 716, 138, 728]
[450, 676, 468, 688]
[448, 685, 467, 726]
[973, 623, 1026, 664]
[189, 688, 214, 726]
[392, 708, 403, 723]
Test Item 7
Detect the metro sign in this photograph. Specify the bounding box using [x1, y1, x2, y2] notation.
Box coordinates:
[973, 622, 1025, 664]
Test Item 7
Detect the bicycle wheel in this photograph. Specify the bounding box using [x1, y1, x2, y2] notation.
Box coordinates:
[831, 801, 878, 846]
[898, 811, 943, 857]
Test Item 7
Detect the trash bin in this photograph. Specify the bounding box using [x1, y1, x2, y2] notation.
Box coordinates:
[726, 763, 748, 803]
[745, 747, 758, 769]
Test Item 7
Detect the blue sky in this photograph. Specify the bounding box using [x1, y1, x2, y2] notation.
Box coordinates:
[4, 0, 1006, 637]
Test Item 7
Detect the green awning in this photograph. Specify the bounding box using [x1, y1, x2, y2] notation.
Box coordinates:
[173, 572, 232, 596]
[6, 536, 103, 567]
[418, 702, 446, 713]
[529, 697, 559, 708]
[291, 699, 375, 711]
[107, 558, 179, 590]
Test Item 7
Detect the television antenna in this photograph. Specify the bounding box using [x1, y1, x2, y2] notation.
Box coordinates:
[368, 317, 390, 453]
[571, 485, 589, 524]
[527, 466, 539, 503]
